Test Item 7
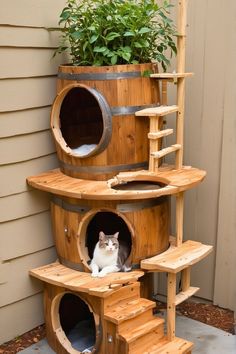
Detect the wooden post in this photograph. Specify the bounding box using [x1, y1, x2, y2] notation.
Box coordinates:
[181, 267, 191, 292]
[176, 192, 184, 247]
[176, 0, 187, 169]
[149, 116, 160, 172]
[167, 273, 176, 340]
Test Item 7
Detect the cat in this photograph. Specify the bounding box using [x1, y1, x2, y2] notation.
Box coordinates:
[90, 231, 131, 278]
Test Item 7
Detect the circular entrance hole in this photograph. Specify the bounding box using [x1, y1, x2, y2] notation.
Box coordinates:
[111, 180, 165, 191]
[57, 293, 98, 353]
[79, 211, 133, 270]
[55, 85, 112, 158]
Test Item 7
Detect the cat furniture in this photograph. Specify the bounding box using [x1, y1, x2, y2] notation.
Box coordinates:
[28, 1, 212, 353]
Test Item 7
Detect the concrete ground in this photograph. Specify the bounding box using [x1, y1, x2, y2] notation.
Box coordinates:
[19, 314, 236, 354]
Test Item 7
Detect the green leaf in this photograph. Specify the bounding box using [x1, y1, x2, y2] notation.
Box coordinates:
[106, 32, 120, 41]
[111, 55, 118, 65]
[93, 46, 107, 53]
[89, 34, 99, 43]
[71, 30, 83, 40]
[142, 70, 153, 77]
[124, 31, 135, 37]
[138, 27, 151, 34]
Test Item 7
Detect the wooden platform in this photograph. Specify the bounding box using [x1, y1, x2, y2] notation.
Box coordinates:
[27, 165, 206, 200]
[30, 262, 144, 298]
[144, 336, 193, 354]
[141, 239, 213, 272]
[135, 105, 178, 117]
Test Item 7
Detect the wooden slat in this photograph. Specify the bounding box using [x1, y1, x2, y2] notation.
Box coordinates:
[30, 262, 144, 297]
[141, 240, 213, 273]
[27, 166, 206, 201]
[176, 192, 184, 246]
[119, 317, 164, 343]
[148, 129, 173, 140]
[104, 298, 156, 324]
[135, 105, 178, 117]
[144, 336, 193, 354]
[167, 273, 176, 340]
[175, 287, 200, 306]
[150, 72, 194, 79]
[151, 144, 181, 159]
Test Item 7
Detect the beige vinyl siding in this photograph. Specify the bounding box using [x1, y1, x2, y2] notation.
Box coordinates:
[0, 107, 52, 138]
[0, 293, 45, 344]
[0, 0, 67, 344]
[0, 212, 54, 260]
[213, 1, 236, 313]
[156, 0, 236, 314]
[0, 155, 58, 197]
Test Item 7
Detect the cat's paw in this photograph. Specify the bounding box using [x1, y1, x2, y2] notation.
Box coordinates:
[91, 272, 99, 277]
[97, 272, 106, 278]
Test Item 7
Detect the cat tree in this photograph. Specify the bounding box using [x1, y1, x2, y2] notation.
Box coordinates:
[28, 1, 212, 353]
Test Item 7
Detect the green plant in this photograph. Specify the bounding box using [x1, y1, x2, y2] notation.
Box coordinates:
[56, 0, 177, 70]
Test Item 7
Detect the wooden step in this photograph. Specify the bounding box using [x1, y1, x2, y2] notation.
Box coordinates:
[148, 129, 174, 140]
[150, 72, 194, 80]
[151, 144, 181, 159]
[119, 317, 164, 344]
[143, 336, 193, 354]
[175, 286, 199, 306]
[104, 298, 156, 324]
[30, 261, 144, 297]
[141, 240, 213, 273]
[125, 318, 165, 354]
[135, 105, 178, 117]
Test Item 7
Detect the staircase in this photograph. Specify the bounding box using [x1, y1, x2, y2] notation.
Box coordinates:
[31, 262, 193, 353]
[104, 294, 193, 354]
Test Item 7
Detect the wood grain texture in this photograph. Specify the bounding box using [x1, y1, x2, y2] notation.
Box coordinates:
[27, 166, 206, 200]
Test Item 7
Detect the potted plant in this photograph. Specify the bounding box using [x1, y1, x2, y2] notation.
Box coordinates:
[51, 0, 177, 181]
[56, 0, 176, 70]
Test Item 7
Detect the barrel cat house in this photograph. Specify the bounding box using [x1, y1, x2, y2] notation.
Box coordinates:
[28, 1, 213, 353]
[50, 192, 170, 273]
[51, 63, 160, 180]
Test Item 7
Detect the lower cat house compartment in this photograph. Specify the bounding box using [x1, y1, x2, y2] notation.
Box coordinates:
[50, 195, 170, 273]
[51, 292, 98, 353]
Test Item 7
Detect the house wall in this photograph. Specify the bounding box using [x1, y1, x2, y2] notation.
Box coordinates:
[0, 0, 67, 344]
[0, 0, 235, 346]
[184, 0, 236, 313]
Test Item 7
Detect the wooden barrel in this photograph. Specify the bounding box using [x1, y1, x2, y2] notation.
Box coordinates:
[45, 286, 102, 354]
[51, 63, 160, 180]
[50, 194, 170, 272]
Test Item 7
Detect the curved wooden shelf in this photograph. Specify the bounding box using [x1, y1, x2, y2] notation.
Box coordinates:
[141, 240, 213, 273]
[27, 165, 206, 200]
[30, 261, 144, 298]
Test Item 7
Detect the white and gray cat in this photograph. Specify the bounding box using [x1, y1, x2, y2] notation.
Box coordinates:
[90, 231, 131, 278]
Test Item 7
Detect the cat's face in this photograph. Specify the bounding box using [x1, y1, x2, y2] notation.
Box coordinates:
[99, 231, 119, 252]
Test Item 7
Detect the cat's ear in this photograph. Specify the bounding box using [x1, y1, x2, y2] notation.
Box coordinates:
[114, 232, 119, 239]
[99, 231, 105, 240]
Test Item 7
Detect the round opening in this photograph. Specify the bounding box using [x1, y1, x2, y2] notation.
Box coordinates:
[78, 210, 133, 270]
[111, 180, 165, 191]
[52, 84, 112, 158]
[55, 293, 98, 353]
